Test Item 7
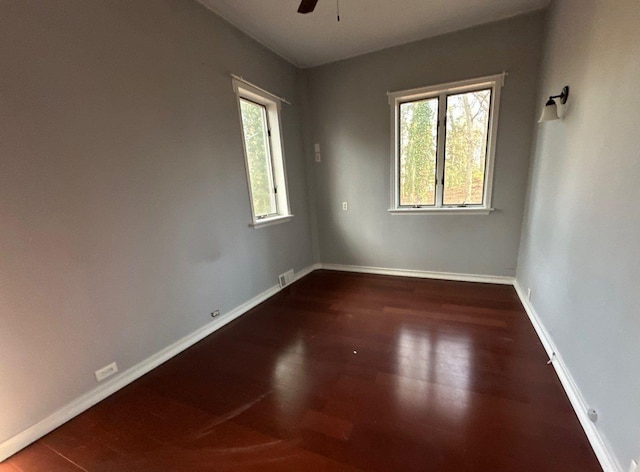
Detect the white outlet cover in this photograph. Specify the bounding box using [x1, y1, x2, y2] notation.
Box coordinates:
[342, 202, 348, 211]
[95, 362, 118, 382]
[314, 143, 320, 152]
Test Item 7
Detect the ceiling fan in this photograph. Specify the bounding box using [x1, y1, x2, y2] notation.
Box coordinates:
[298, 0, 342, 21]
[297, 0, 318, 14]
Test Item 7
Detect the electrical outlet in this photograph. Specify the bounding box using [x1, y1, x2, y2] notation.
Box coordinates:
[211, 309, 220, 318]
[315, 152, 321, 162]
[342, 202, 348, 211]
[95, 362, 118, 382]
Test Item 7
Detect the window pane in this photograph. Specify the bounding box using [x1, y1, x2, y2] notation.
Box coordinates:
[443, 89, 491, 206]
[399, 97, 438, 206]
[239, 99, 277, 217]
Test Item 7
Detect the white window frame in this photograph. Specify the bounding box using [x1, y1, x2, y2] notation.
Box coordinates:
[388, 73, 504, 215]
[233, 78, 293, 228]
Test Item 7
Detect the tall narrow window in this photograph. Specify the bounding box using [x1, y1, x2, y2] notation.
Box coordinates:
[443, 89, 491, 206]
[239, 98, 277, 218]
[399, 97, 439, 206]
[389, 74, 503, 214]
[233, 79, 292, 227]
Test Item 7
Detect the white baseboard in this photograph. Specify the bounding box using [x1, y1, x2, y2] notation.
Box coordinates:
[513, 281, 621, 472]
[319, 263, 514, 285]
[0, 264, 317, 463]
[292, 263, 321, 282]
[1, 263, 620, 472]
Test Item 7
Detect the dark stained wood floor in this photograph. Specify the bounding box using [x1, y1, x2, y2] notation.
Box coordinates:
[1, 270, 601, 471]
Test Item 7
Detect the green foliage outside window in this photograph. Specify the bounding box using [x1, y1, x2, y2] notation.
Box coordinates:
[240, 99, 277, 217]
[399, 89, 491, 206]
[444, 90, 491, 205]
[399, 98, 438, 206]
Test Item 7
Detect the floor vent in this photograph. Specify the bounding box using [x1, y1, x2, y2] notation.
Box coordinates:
[278, 269, 294, 288]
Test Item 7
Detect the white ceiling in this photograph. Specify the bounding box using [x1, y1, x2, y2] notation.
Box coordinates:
[197, 0, 550, 68]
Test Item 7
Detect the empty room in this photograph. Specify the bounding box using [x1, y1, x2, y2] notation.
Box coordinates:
[0, 0, 638, 471]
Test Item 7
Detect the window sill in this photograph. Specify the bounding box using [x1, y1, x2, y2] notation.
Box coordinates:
[388, 207, 494, 216]
[249, 214, 294, 228]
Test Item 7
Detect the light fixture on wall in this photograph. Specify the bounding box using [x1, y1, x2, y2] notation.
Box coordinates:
[538, 86, 570, 122]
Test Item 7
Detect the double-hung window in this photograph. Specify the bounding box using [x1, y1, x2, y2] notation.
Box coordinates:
[388, 74, 504, 214]
[233, 78, 292, 227]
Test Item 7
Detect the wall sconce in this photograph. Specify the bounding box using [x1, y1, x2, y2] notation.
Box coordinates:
[538, 86, 570, 122]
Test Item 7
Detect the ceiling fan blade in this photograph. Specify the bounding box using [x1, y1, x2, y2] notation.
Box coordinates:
[297, 0, 318, 14]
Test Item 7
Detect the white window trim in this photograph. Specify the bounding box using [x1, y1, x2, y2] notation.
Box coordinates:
[233, 78, 293, 227]
[249, 214, 295, 229]
[387, 207, 493, 216]
[387, 73, 505, 215]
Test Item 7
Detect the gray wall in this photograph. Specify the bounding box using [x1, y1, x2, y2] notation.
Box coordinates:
[305, 13, 545, 276]
[7, 1, 635, 467]
[0, 0, 314, 444]
[517, 0, 640, 467]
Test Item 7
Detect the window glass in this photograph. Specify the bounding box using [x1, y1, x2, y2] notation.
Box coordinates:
[399, 98, 439, 206]
[443, 89, 491, 206]
[239, 98, 277, 218]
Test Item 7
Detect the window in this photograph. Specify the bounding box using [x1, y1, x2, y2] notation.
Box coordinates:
[233, 78, 292, 227]
[388, 74, 504, 214]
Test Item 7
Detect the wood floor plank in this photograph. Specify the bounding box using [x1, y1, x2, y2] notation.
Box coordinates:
[4, 270, 601, 471]
[4, 443, 85, 472]
[0, 461, 22, 471]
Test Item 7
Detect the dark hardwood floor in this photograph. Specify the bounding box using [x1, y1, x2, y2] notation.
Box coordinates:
[1, 270, 601, 471]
